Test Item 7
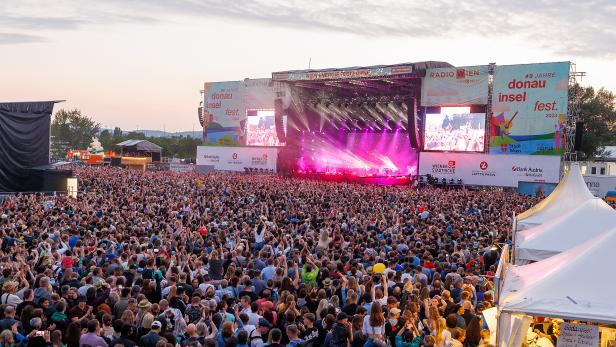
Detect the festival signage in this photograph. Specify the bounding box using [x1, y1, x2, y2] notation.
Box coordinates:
[272, 65, 413, 81]
[557, 323, 599, 347]
[196, 146, 278, 172]
[203, 81, 245, 146]
[583, 175, 616, 198]
[418, 152, 560, 187]
[489, 62, 570, 155]
[421, 65, 489, 106]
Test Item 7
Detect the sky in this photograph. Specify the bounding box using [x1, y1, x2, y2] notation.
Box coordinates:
[1, 0, 615, 131]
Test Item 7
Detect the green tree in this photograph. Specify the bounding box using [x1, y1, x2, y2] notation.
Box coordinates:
[51, 109, 101, 157]
[99, 129, 113, 150]
[575, 85, 616, 159]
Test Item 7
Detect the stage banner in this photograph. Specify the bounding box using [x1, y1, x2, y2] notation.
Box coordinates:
[272, 65, 413, 81]
[489, 62, 570, 155]
[418, 152, 561, 187]
[421, 65, 489, 106]
[196, 146, 278, 172]
[203, 81, 245, 146]
[583, 175, 616, 197]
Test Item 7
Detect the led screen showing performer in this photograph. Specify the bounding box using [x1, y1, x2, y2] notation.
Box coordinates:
[245, 110, 287, 146]
[424, 107, 486, 152]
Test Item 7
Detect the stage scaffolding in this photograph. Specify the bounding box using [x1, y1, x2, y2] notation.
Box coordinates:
[563, 63, 586, 172]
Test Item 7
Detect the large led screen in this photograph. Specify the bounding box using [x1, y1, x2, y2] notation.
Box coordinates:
[424, 107, 485, 152]
[245, 110, 286, 147]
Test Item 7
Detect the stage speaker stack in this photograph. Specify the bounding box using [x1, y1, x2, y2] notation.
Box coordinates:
[406, 99, 420, 149]
[274, 99, 286, 144]
[574, 121, 584, 151]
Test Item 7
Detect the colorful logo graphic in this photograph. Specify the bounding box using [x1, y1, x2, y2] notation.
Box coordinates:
[479, 161, 488, 170]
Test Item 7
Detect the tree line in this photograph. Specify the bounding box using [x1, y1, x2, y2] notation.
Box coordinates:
[51, 109, 202, 160]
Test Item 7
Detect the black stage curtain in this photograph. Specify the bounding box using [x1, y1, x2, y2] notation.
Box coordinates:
[0, 102, 54, 192]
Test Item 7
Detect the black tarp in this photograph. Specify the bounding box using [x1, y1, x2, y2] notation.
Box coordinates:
[0, 102, 55, 192]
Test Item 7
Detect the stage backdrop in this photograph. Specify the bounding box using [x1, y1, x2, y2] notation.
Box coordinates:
[0, 102, 54, 192]
[418, 152, 561, 187]
[196, 146, 278, 172]
[489, 62, 570, 155]
[421, 65, 489, 106]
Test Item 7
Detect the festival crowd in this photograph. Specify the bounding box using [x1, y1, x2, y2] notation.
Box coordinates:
[0, 166, 544, 347]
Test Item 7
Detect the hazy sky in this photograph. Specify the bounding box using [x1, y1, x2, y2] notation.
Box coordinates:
[2, 0, 615, 131]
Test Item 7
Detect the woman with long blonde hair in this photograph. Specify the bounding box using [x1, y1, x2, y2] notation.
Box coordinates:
[435, 317, 449, 347]
[316, 299, 330, 320]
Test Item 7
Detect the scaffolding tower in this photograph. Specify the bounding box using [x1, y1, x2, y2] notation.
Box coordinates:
[564, 63, 586, 169]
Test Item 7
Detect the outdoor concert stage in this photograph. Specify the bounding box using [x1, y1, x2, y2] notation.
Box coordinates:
[272, 62, 452, 183]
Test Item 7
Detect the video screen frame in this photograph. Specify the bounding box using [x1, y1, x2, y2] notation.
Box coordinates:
[423, 106, 487, 153]
[244, 109, 287, 147]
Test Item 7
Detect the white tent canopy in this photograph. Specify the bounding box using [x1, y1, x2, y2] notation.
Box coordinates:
[516, 198, 616, 263]
[516, 163, 594, 230]
[501, 226, 616, 324]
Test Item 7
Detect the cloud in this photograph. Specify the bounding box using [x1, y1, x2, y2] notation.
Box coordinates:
[0, 32, 46, 44]
[1, 0, 615, 57]
[97, 0, 616, 57]
[0, 15, 86, 30]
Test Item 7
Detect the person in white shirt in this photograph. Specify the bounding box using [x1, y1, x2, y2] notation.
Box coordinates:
[246, 302, 262, 326]
[0, 281, 23, 307]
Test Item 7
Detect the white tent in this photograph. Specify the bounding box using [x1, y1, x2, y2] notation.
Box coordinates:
[515, 198, 616, 263]
[516, 163, 594, 230]
[501, 226, 616, 324]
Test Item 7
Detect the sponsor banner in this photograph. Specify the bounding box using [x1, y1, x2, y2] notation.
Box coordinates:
[418, 152, 561, 187]
[583, 175, 616, 197]
[272, 65, 413, 82]
[421, 65, 489, 106]
[170, 163, 195, 172]
[203, 81, 245, 146]
[196, 146, 278, 172]
[489, 62, 570, 155]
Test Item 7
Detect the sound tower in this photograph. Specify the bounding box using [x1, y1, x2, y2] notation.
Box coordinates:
[406, 99, 420, 148]
[274, 99, 286, 144]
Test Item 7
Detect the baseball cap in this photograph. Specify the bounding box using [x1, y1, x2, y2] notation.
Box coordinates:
[258, 318, 272, 329]
[151, 321, 162, 329]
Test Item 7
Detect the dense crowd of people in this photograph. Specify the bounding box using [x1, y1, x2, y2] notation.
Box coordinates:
[0, 166, 553, 347]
